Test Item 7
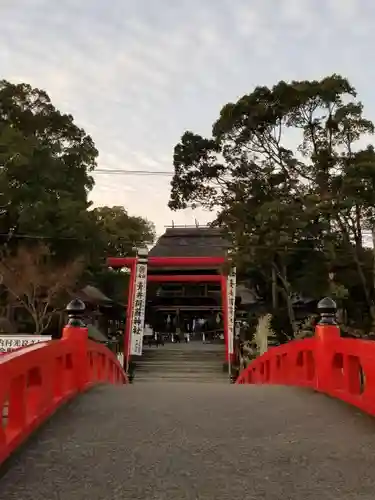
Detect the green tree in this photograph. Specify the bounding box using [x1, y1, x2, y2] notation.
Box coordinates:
[0, 80, 158, 316]
[92, 206, 155, 258]
[0, 80, 98, 258]
[169, 74, 375, 330]
[87, 206, 156, 303]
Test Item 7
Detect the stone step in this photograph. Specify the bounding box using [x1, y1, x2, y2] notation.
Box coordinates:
[141, 348, 224, 355]
[134, 373, 230, 383]
[142, 347, 223, 352]
[139, 363, 223, 369]
[139, 363, 224, 370]
[135, 361, 224, 368]
[135, 365, 224, 373]
[138, 353, 224, 363]
[136, 373, 225, 378]
[133, 346, 227, 384]
[136, 360, 223, 366]
[135, 379, 229, 384]
[136, 368, 224, 374]
[133, 373, 229, 383]
[135, 367, 224, 377]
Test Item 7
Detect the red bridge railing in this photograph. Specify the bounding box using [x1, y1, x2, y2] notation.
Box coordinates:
[0, 299, 127, 465]
[236, 297, 375, 417]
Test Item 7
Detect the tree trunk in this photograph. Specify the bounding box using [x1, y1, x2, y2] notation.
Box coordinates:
[338, 217, 375, 324]
[352, 251, 375, 324]
[34, 317, 42, 335]
[271, 265, 278, 309]
[355, 205, 363, 249]
[29, 308, 43, 335]
[284, 290, 297, 336]
[273, 263, 298, 335]
[371, 225, 375, 327]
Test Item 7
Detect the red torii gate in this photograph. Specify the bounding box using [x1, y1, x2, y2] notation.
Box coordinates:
[107, 256, 235, 366]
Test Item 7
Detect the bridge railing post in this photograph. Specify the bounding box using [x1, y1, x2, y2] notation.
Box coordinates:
[314, 297, 340, 392]
[62, 299, 89, 390]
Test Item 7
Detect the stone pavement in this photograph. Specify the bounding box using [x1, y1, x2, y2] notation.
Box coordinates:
[1, 383, 375, 499]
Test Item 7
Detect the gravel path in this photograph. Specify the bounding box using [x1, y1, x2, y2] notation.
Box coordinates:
[1, 383, 375, 499]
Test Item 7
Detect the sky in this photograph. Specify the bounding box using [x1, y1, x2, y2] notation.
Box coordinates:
[1, 0, 375, 236]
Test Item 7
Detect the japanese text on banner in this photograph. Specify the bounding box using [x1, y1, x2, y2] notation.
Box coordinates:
[227, 268, 236, 355]
[130, 262, 148, 356]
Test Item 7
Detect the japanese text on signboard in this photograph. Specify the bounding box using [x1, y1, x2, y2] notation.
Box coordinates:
[0, 335, 51, 353]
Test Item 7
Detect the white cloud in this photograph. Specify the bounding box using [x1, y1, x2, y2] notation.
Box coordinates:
[232, 4, 260, 37]
[327, 0, 359, 20]
[1, 0, 375, 233]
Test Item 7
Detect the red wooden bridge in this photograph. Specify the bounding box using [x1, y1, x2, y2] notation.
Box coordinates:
[1, 298, 375, 499]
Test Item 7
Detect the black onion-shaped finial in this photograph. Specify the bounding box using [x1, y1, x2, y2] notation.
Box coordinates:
[66, 298, 86, 327]
[317, 297, 337, 325]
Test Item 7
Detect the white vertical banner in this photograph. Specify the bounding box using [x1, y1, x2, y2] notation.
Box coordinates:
[227, 267, 236, 355]
[129, 256, 148, 356]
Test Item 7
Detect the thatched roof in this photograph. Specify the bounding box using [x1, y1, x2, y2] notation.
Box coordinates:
[0, 317, 17, 333]
[87, 324, 109, 342]
[75, 285, 113, 305]
[149, 227, 230, 258]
